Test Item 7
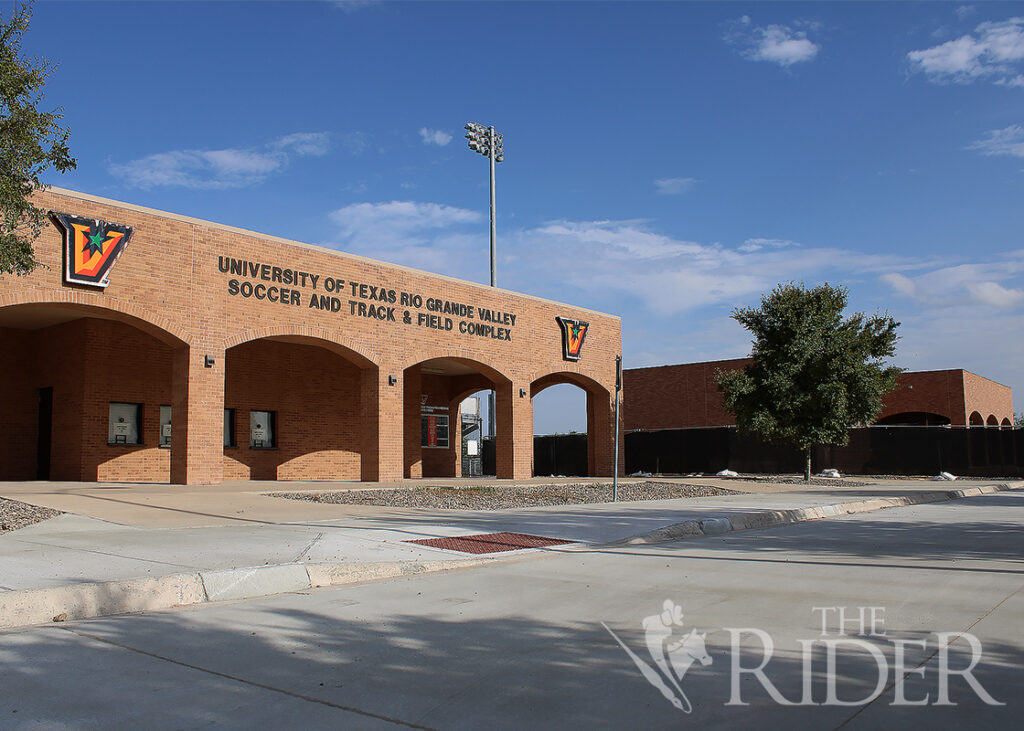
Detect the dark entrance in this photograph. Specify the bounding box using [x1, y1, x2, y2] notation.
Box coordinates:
[36, 387, 53, 479]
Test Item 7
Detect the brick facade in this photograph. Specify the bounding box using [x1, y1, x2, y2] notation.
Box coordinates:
[624, 359, 1014, 431]
[0, 188, 621, 483]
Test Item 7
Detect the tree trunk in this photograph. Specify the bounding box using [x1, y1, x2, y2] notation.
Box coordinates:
[804, 447, 812, 482]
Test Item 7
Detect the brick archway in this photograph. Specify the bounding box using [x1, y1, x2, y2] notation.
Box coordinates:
[0, 299, 191, 482]
[530, 370, 615, 477]
[223, 330, 383, 481]
[224, 325, 376, 368]
[403, 356, 517, 479]
[0, 291, 191, 347]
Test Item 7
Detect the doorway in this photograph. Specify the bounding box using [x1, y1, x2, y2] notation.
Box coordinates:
[37, 387, 53, 479]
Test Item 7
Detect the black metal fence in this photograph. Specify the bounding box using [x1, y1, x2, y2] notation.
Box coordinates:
[484, 427, 1021, 478]
[624, 426, 1022, 477]
[482, 435, 589, 477]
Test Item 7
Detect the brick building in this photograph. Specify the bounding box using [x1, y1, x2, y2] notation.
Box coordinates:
[0, 188, 621, 484]
[624, 358, 1014, 432]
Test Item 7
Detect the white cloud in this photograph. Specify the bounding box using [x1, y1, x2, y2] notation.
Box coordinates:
[507, 220, 909, 315]
[333, 0, 377, 12]
[273, 132, 331, 157]
[339, 131, 371, 155]
[654, 177, 697, 195]
[725, 16, 820, 67]
[968, 125, 1024, 158]
[956, 6, 976, 21]
[879, 272, 918, 297]
[324, 203, 919, 317]
[326, 201, 483, 270]
[110, 132, 331, 189]
[908, 17, 1024, 85]
[879, 258, 1024, 308]
[739, 238, 800, 253]
[419, 128, 453, 147]
[330, 201, 480, 237]
[967, 281, 1024, 307]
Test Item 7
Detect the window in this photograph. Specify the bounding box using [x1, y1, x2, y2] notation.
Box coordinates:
[250, 410, 276, 448]
[159, 405, 172, 446]
[224, 408, 236, 448]
[108, 402, 142, 445]
[421, 414, 449, 448]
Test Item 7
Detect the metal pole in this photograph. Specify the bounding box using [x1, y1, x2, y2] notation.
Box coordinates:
[487, 126, 497, 439]
[613, 355, 621, 502]
[488, 125, 497, 288]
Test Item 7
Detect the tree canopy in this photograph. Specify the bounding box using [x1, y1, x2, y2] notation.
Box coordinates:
[718, 282, 902, 479]
[1, 1, 76, 275]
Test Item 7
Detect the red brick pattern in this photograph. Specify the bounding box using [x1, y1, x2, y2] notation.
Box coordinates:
[0, 188, 622, 483]
[405, 532, 574, 554]
[625, 360, 1014, 431]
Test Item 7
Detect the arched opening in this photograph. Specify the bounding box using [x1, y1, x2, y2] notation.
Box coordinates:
[1001, 418, 1012, 429]
[875, 411, 951, 426]
[986, 414, 998, 427]
[532, 384, 588, 476]
[223, 335, 378, 481]
[0, 302, 187, 482]
[404, 357, 510, 478]
[531, 372, 613, 478]
[969, 411, 984, 426]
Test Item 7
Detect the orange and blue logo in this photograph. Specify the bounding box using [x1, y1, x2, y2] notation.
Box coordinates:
[51, 212, 133, 288]
[557, 316, 589, 361]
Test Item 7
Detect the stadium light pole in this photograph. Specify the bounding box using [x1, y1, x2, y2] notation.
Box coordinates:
[465, 122, 504, 441]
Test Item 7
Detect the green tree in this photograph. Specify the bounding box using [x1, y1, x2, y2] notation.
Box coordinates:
[1015, 412, 1024, 429]
[1, 1, 76, 275]
[718, 282, 902, 481]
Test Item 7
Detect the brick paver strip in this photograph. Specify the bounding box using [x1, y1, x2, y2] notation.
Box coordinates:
[406, 532, 574, 554]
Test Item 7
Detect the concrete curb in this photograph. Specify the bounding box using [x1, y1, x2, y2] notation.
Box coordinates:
[610, 483, 1022, 547]
[0, 556, 502, 631]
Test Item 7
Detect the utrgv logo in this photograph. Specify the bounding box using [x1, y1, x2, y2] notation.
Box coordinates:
[556, 316, 589, 361]
[603, 600, 712, 713]
[51, 211, 134, 288]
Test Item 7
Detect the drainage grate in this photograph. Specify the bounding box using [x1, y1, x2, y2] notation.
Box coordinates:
[405, 532, 574, 554]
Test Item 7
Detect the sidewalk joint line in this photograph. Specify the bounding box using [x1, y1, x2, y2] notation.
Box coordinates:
[57, 627, 437, 730]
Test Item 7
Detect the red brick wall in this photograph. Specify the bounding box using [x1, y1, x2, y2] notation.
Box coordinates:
[0, 319, 173, 481]
[623, 359, 749, 430]
[961, 371, 1014, 426]
[83, 319, 173, 482]
[223, 339, 362, 480]
[0, 327, 37, 479]
[625, 362, 1014, 431]
[877, 370, 967, 425]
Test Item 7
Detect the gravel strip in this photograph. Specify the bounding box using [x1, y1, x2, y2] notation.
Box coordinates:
[725, 476, 876, 487]
[0, 498, 63, 533]
[267, 481, 739, 510]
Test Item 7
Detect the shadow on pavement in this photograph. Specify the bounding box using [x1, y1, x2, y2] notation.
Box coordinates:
[0, 600, 1019, 729]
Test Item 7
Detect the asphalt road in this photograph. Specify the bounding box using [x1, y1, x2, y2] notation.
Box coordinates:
[2, 493, 1022, 730]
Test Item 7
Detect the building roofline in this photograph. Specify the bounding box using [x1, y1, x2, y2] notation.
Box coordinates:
[44, 186, 620, 322]
[625, 361, 1011, 391]
[959, 369, 1012, 390]
[624, 356, 751, 372]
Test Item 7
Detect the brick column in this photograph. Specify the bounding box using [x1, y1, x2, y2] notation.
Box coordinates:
[444, 399, 464, 478]
[496, 381, 532, 479]
[170, 346, 224, 485]
[403, 366, 423, 478]
[360, 367, 403, 482]
[587, 388, 618, 477]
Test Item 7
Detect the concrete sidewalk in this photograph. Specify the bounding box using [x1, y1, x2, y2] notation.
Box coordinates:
[1, 477, 1021, 629]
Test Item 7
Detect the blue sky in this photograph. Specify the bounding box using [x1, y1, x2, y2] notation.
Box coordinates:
[18, 0, 1024, 432]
